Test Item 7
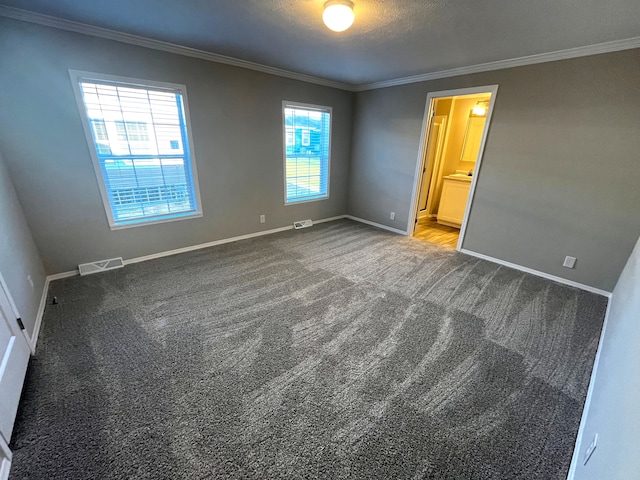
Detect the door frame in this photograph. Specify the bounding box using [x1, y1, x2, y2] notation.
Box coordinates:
[407, 85, 499, 250]
[418, 114, 447, 218]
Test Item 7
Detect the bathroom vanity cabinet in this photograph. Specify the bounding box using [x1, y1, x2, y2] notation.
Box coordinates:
[437, 175, 472, 228]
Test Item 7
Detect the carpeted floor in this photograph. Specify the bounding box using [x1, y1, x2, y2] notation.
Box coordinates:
[9, 219, 607, 479]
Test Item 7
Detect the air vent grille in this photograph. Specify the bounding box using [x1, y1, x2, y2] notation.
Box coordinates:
[293, 219, 314, 230]
[78, 257, 125, 276]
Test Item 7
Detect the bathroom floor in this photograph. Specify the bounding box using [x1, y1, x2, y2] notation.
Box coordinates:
[414, 217, 460, 249]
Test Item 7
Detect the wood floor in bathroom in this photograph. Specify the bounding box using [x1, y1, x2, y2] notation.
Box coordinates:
[414, 216, 460, 249]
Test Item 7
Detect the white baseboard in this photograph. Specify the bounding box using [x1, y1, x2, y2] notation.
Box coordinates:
[46, 215, 349, 276]
[47, 270, 79, 281]
[124, 225, 295, 265]
[459, 246, 613, 479]
[566, 296, 613, 479]
[312, 215, 347, 224]
[344, 215, 408, 236]
[126, 215, 352, 265]
[459, 248, 611, 298]
[30, 215, 350, 352]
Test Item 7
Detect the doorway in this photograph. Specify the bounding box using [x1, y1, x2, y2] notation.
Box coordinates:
[409, 85, 498, 250]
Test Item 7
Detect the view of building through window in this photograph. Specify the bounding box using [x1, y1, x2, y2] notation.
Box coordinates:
[283, 104, 331, 204]
[75, 75, 201, 227]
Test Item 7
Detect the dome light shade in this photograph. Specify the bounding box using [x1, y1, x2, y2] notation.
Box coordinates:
[323, 0, 355, 32]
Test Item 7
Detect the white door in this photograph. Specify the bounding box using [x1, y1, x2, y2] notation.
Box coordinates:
[0, 280, 30, 444]
[424, 116, 450, 217]
[417, 115, 447, 214]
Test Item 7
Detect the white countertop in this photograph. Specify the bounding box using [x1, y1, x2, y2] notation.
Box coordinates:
[444, 174, 473, 182]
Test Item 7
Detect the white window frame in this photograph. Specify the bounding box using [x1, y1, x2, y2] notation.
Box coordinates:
[282, 101, 332, 206]
[69, 70, 203, 230]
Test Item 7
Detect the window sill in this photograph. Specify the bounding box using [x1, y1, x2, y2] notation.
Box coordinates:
[109, 211, 203, 231]
[284, 196, 330, 206]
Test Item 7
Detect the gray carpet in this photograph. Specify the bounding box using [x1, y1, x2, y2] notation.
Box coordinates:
[10, 219, 607, 479]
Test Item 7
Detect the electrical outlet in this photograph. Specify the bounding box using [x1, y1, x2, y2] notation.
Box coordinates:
[390, 212, 396, 220]
[563, 256, 577, 268]
[27, 275, 34, 289]
[583, 433, 598, 465]
[260, 214, 266, 224]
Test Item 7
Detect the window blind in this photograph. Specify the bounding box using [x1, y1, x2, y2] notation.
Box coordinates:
[77, 77, 200, 227]
[283, 104, 331, 204]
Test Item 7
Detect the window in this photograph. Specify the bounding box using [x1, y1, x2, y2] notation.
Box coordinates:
[283, 102, 331, 204]
[71, 71, 202, 229]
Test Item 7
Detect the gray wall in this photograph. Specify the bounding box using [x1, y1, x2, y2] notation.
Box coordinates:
[0, 151, 47, 339]
[0, 18, 354, 274]
[348, 49, 640, 292]
[572, 233, 640, 479]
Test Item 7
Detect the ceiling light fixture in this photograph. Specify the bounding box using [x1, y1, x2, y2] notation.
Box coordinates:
[323, 0, 355, 32]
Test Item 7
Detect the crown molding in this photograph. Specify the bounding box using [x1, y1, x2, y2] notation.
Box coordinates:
[354, 36, 640, 91]
[0, 5, 355, 91]
[1, 5, 639, 94]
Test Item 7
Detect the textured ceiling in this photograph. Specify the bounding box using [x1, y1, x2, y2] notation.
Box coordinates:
[1, 0, 639, 85]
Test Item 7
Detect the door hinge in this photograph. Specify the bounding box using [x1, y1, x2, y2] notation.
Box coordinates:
[415, 218, 418, 224]
[16, 317, 25, 330]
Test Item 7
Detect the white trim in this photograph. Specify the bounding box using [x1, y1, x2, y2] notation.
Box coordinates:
[408, 96, 438, 235]
[344, 215, 408, 236]
[283, 197, 331, 206]
[47, 270, 79, 281]
[124, 225, 295, 265]
[456, 87, 499, 251]
[68, 70, 204, 231]
[354, 37, 640, 91]
[0, 273, 21, 324]
[282, 101, 332, 206]
[21, 277, 50, 354]
[460, 248, 611, 297]
[0, 6, 351, 91]
[2, 6, 638, 93]
[407, 85, 499, 248]
[42, 216, 349, 276]
[422, 114, 450, 217]
[313, 215, 347, 224]
[0, 434, 12, 480]
[108, 212, 204, 231]
[566, 295, 612, 479]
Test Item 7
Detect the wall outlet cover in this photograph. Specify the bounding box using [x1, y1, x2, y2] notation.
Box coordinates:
[563, 256, 577, 268]
[390, 212, 396, 220]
